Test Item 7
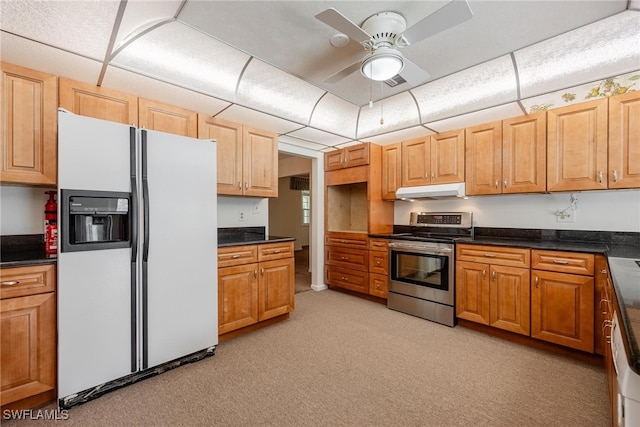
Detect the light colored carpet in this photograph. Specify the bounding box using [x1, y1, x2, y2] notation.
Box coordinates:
[6, 289, 609, 426]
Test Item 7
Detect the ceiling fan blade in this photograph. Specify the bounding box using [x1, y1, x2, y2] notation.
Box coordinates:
[315, 8, 371, 43]
[398, 57, 430, 86]
[402, 0, 473, 45]
[324, 61, 361, 84]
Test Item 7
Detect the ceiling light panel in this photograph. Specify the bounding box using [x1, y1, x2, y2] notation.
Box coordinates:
[237, 59, 325, 125]
[114, 0, 183, 48]
[216, 104, 301, 135]
[425, 103, 524, 133]
[309, 94, 359, 140]
[357, 91, 421, 139]
[111, 21, 249, 102]
[412, 55, 517, 123]
[365, 126, 436, 146]
[1, 1, 120, 59]
[515, 11, 640, 99]
[286, 127, 351, 146]
[279, 136, 332, 152]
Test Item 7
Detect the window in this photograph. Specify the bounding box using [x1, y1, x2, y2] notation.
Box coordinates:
[301, 190, 310, 225]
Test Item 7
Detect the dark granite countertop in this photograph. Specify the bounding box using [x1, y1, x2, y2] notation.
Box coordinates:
[217, 226, 295, 248]
[1, 234, 57, 267]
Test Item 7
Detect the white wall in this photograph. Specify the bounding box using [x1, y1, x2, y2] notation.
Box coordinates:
[394, 189, 640, 232]
[269, 177, 309, 250]
[217, 196, 269, 230]
[0, 185, 52, 235]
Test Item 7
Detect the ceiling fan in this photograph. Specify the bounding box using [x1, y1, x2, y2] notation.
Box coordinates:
[315, 0, 473, 86]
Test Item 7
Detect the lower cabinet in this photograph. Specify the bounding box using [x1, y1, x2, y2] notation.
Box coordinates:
[1, 264, 56, 410]
[456, 244, 598, 353]
[456, 245, 531, 336]
[218, 242, 294, 336]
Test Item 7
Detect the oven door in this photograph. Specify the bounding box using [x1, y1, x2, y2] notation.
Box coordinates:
[389, 247, 453, 306]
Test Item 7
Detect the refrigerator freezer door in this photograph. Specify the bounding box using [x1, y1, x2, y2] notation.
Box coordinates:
[57, 111, 134, 398]
[142, 129, 218, 369]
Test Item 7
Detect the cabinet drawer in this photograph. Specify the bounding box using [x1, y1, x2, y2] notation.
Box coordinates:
[369, 273, 388, 298]
[325, 234, 368, 249]
[258, 241, 294, 262]
[531, 250, 594, 275]
[326, 247, 368, 271]
[369, 238, 389, 252]
[456, 244, 530, 268]
[218, 245, 258, 268]
[325, 265, 369, 293]
[369, 250, 389, 275]
[1, 264, 56, 299]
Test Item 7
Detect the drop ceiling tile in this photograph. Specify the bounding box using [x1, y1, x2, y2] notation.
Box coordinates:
[111, 21, 249, 102]
[0, 33, 102, 83]
[425, 103, 524, 133]
[286, 127, 351, 146]
[1, 0, 120, 59]
[357, 92, 420, 139]
[515, 11, 640, 99]
[412, 55, 517, 123]
[102, 66, 231, 116]
[237, 59, 326, 125]
[364, 126, 435, 146]
[216, 104, 301, 135]
[309, 94, 359, 140]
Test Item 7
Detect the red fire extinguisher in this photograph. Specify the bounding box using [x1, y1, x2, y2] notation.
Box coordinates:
[44, 191, 58, 254]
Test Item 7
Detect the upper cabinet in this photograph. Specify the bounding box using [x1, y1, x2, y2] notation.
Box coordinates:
[1, 62, 57, 186]
[608, 91, 640, 189]
[466, 113, 546, 196]
[381, 143, 401, 200]
[138, 98, 197, 138]
[59, 78, 138, 125]
[401, 130, 465, 188]
[547, 98, 608, 192]
[325, 143, 370, 171]
[198, 116, 278, 197]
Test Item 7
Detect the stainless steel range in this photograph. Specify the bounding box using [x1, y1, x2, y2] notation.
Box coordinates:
[387, 212, 473, 327]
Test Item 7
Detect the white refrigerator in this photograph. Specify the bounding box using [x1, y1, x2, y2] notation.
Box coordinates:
[57, 110, 217, 407]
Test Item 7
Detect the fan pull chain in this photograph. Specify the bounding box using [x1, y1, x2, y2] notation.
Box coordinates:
[380, 81, 384, 125]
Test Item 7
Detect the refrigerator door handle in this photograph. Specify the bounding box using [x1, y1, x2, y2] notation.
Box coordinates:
[129, 126, 138, 372]
[141, 129, 149, 370]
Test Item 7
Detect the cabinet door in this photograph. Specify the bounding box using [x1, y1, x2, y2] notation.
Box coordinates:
[139, 98, 197, 137]
[369, 250, 388, 276]
[430, 129, 465, 185]
[243, 125, 278, 197]
[609, 91, 640, 189]
[258, 258, 294, 321]
[489, 265, 530, 336]
[59, 77, 138, 125]
[547, 98, 608, 191]
[369, 273, 388, 298]
[1, 62, 57, 185]
[1, 292, 56, 407]
[325, 265, 369, 293]
[594, 255, 607, 355]
[381, 143, 401, 199]
[465, 121, 502, 195]
[502, 112, 546, 193]
[343, 143, 370, 168]
[401, 137, 430, 187]
[218, 264, 258, 335]
[531, 270, 594, 352]
[325, 150, 345, 171]
[455, 261, 490, 325]
[325, 246, 368, 271]
[198, 116, 243, 196]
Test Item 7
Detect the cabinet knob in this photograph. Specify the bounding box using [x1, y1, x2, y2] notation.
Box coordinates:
[253, 270, 257, 279]
[231, 254, 241, 259]
[552, 259, 569, 265]
[483, 253, 496, 258]
[613, 170, 618, 182]
[482, 270, 486, 280]
[1, 281, 19, 286]
[245, 182, 249, 190]
[534, 276, 539, 288]
[495, 179, 499, 189]
[503, 180, 508, 188]
[598, 171, 603, 183]
[237, 182, 241, 190]
[492, 270, 496, 281]
[260, 268, 265, 277]
[273, 249, 281, 254]
[376, 261, 381, 266]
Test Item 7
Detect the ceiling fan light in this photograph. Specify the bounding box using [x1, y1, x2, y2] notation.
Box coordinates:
[361, 48, 404, 81]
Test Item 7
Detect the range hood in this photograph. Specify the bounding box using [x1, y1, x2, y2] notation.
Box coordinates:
[395, 183, 466, 200]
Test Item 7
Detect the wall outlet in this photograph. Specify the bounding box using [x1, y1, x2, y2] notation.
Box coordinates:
[252, 201, 260, 214]
[238, 211, 245, 222]
[556, 209, 576, 223]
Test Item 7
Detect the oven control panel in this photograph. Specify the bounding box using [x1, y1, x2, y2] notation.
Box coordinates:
[410, 212, 472, 228]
